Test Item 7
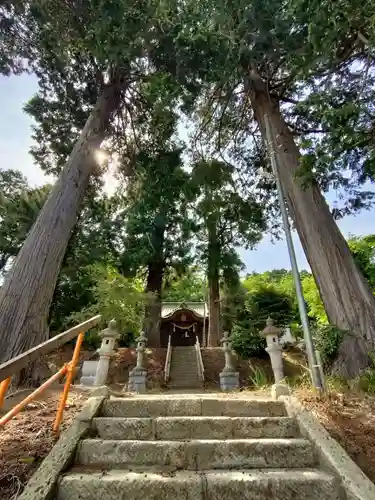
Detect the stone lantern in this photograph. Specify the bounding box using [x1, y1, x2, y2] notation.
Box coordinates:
[94, 319, 120, 386]
[128, 331, 148, 393]
[260, 317, 290, 399]
[219, 331, 239, 391]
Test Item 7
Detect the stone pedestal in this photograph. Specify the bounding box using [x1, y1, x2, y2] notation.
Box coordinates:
[128, 369, 147, 393]
[220, 331, 239, 391]
[220, 369, 240, 391]
[80, 360, 99, 386]
[271, 382, 291, 400]
[94, 319, 119, 387]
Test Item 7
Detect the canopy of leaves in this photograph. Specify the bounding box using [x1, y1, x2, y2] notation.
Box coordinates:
[0, 169, 50, 274]
[118, 148, 196, 280]
[163, 268, 207, 302]
[67, 264, 146, 346]
[166, 0, 375, 218]
[348, 234, 375, 288]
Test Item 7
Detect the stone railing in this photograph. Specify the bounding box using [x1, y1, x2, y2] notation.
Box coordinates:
[195, 336, 205, 381]
[164, 335, 172, 383]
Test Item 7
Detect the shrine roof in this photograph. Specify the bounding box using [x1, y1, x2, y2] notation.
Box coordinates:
[161, 302, 208, 319]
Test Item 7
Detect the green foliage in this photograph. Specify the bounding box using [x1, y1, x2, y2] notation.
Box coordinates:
[231, 323, 267, 359]
[357, 355, 375, 394]
[248, 365, 270, 388]
[192, 160, 266, 253]
[243, 273, 297, 328]
[325, 375, 349, 393]
[163, 269, 207, 302]
[82, 330, 102, 350]
[221, 251, 247, 332]
[119, 148, 195, 282]
[67, 265, 147, 347]
[348, 234, 375, 289]
[0, 169, 50, 274]
[3, 0, 375, 369]
[313, 325, 346, 366]
[246, 287, 295, 330]
[301, 274, 328, 324]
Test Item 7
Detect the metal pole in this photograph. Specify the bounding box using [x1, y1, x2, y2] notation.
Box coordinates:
[263, 114, 322, 391]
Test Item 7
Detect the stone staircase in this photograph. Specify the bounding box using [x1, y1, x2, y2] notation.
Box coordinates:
[168, 346, 202, 389]
[56, 396, 340, 499]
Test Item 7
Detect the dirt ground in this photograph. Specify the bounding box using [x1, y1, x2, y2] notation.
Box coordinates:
[297, 389, 375, 483]
[0, 391, 87, 500]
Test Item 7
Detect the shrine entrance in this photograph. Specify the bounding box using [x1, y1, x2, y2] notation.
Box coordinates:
[160, 302, 208, 347]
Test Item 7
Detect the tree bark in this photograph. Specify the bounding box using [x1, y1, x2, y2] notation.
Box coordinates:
[207, 216, 221, 347]
[248, 79, 375, 377]
[143, 217, 165, 347]
[0, 82, 123, 380]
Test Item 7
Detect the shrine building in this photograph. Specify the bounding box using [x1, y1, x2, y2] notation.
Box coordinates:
[160, 302, 209, 347]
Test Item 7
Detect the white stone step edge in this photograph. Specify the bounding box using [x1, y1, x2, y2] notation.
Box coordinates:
[56, 468, 340, 500]
[76, 438, 316, 469]
[92, 415, 298, 440]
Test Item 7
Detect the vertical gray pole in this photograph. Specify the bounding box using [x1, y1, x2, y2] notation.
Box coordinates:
[264, 114, 322, 390]
[203, 302, 207, 347]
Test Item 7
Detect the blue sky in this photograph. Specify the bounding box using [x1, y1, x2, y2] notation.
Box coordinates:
[1, 72, 374, 273]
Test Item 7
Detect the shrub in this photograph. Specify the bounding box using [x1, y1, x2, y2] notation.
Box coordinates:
[245, 286, 296, 331]
[231, 324, 267, 358]
[67, 264, 147, 348]
[357, 353, 375, 393]
[82, 329, 101, 350]
[312, 324, 346, 367]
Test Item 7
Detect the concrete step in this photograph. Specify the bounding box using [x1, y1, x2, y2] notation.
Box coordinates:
[76, 438, 315, 469]
[170, 365, 198, 375]
[57, 468, 340, 500]
[171, 353, 197, 358]
[101, 398, 287, 418]
[170, 361, 197, 366]
[168, 379, 200, 382]
[170, 361, 197, 364]
[173, 347, 196, 350]
[93, 416, 299, 440]
[171, 353, 196, 357]
[168, 384, 203, 389]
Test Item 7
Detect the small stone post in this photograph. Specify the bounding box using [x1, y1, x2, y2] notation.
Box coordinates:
[260, 317, 290, 399]
[128, 331, 148, 393]
[219, 331, 239, 391]
[94, 319, 120, 386]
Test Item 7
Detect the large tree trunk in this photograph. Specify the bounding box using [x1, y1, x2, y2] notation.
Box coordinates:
[207, 216, 221, 347]
[248, 78, 375, 377]
[0, 82, 123, 382]
[143, 218, 165, 347]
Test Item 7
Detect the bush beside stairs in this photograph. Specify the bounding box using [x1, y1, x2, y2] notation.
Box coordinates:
[56, 396, 340, 499]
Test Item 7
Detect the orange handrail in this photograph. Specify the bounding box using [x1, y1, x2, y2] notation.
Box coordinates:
[53, 332, 84, 433]
[0, 315, 101, 430]
[0, 365, 68, 426]
[0, 377, 11, 409]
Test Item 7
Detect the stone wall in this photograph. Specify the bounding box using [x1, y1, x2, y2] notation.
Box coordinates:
[202, 348, 304, 388]
[107, 348, 167, 390]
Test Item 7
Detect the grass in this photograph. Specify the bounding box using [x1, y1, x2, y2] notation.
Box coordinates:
[248, 365, 270, 389]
